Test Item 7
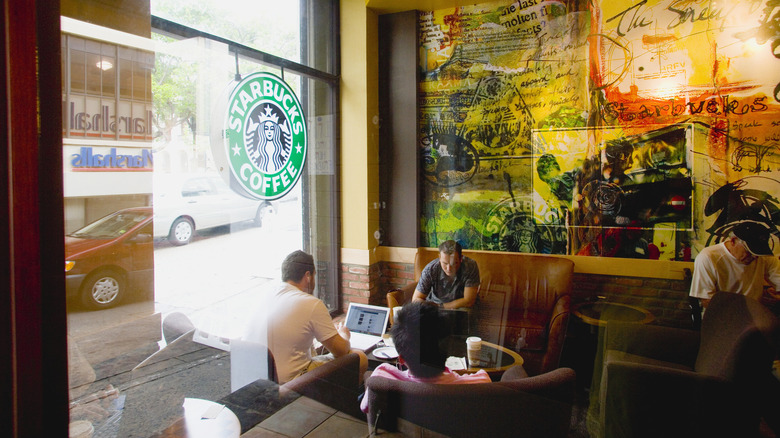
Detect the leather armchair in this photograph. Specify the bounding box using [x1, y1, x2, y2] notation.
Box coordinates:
[387, 284, 415, 325]
[364, 365, 576, 438]
[387, 248, 573, 375]
[280, 352, 364, 420]
[596, 292, 780, 438]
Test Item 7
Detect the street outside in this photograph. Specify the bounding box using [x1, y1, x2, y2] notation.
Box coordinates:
[68, 195, 301, 339]
[66, 196, 302, 436]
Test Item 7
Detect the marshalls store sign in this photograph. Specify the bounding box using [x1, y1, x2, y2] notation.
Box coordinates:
[224, 72, 307, 200]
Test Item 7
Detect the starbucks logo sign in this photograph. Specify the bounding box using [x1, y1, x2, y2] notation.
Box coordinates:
[224, 72, 306, 200]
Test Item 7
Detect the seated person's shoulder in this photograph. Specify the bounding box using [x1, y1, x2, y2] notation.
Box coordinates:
[424, 257, 440, 268]
[420, 258, 441, 275]
[462, 257, 480, 276]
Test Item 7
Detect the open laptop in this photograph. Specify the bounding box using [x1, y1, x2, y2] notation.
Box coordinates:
[344, 302, 390, 351]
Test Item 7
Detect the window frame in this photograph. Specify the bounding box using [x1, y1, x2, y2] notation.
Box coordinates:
[150, 6, 342, 311]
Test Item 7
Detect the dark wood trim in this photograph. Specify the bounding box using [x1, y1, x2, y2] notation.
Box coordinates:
[378, 11, 420, 248]
[3, 1, 68, 436]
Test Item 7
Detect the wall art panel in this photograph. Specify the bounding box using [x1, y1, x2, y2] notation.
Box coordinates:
[417, 0, 780, 260]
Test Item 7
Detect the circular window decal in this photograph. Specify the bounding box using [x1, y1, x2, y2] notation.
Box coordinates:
[224, 72, 307, 200]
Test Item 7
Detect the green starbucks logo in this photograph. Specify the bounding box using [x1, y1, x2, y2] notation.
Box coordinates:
[224, 72, 306, 200]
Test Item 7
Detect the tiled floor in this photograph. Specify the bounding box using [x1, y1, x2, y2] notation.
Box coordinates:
[241, 390, 586, 438]
[241, 397, 371, 438]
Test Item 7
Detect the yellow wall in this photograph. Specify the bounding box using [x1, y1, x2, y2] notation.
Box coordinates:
[341, 1, 696, 281]
[340, 0, 379, 254]
[341, 1, 475, 260]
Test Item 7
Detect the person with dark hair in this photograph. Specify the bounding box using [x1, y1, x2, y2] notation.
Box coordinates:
[690, 221, 780, 436]
[359, 301, 491, 413]
[690, 221, 780, 309]
[243, 250, 367, 383]
[413, 240, 480, 309]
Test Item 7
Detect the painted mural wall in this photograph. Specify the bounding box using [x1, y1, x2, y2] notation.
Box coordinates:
[418, 0, 780, 260]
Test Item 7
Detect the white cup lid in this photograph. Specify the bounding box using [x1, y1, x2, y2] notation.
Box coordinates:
[69, 420, 94, 438]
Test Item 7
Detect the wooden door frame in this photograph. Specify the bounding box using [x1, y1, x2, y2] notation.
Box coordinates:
[2, 2, 69, 436]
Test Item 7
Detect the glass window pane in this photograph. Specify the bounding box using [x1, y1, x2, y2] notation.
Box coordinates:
[70, 49, 86, 93]
[301, 0, 337, 74]
[64, 3, 339, 436]
[132, 60, 146, 100]
[151, 0, 310, 70]
[85, 53, 101, 95]
[101, 56, 116, 96]
[119, 47, 133, 99]
[62, 35, 67, 93]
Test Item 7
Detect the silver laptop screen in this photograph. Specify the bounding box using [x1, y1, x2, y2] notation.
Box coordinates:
[345, 306, 388, 336]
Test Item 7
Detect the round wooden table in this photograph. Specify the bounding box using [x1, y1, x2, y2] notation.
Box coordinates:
[157, 398, 241, 438]
[573, 301, 655, 327]
[567, 300, 655, 389]
[370, 335, 524, 377]
[441, 336, 524, 375]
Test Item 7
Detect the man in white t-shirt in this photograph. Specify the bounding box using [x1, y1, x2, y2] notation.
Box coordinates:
[243, 250, 367, 384]
[690, 221, 780, 309]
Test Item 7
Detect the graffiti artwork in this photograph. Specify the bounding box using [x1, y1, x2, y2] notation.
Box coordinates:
[703, 177, 780, 246]
[418, 0, 780, 260]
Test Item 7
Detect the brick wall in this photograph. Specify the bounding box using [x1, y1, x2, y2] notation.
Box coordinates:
[570, 273, 693, 328]
[339, 261, 416, 314]
[339, 262, 382, 313]
[341, 260, 694, 329]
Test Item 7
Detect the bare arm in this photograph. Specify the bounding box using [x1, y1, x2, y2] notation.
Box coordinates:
[441, 285, 478, 309]
[412, 289, 428, 303]
[320, 323, 351, 357]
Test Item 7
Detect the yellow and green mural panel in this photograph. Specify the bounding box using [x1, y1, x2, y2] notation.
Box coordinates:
[418, 0, 780, 260]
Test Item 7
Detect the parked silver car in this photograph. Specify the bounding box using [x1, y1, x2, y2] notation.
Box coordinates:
[153, 174, 275, 245]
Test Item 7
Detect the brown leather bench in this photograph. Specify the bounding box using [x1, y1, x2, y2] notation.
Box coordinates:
[388, 248, 574, 375]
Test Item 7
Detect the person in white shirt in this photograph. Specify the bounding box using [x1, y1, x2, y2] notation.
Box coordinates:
[690, 221, 780, 309]
[690, 221, 780, 434]
[243, 250, 367, 383]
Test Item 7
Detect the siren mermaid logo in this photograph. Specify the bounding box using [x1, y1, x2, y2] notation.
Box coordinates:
[224, 72, 306, 200]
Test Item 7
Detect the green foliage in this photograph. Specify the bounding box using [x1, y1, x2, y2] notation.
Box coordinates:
[152, 34, 197, 141]
[537, 105, 587, 129]
[150, 0, 300, 142]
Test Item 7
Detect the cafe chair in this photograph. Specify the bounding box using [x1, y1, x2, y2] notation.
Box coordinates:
[230, 339, 277, 392]
[387, 249, 574, 376]
[596, 292, 780, 438]
[387, 285, 415, 324]
[364, 365, 576, 438]
[281, 352, 365, 420]
[162, 311, 195, 344]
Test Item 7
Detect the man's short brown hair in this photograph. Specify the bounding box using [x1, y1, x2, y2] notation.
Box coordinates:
[438, 240, 462, 257]
[281, 250, 315, 282]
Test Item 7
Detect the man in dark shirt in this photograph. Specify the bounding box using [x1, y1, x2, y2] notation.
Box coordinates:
[412, 240, 480, 309]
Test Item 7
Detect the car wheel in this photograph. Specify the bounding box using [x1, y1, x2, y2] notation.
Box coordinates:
[81, 269, 125, 310]
[169, 217, 194, 245]
[254, 202, 276, 227]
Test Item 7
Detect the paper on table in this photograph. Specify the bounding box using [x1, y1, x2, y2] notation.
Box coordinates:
[201, 403, 224, 419]
[446, 356, 467, 370]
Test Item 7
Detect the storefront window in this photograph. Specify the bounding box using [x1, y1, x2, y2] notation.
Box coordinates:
[65, 1, 339, 436]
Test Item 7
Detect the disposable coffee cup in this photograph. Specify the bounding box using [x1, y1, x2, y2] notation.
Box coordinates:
[466, 336, 482, 366]
[69, 420, 94, 438]
[392, 306, 402, 325]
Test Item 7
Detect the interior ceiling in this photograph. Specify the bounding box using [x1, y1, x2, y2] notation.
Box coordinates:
[366, 0, 480, 14]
